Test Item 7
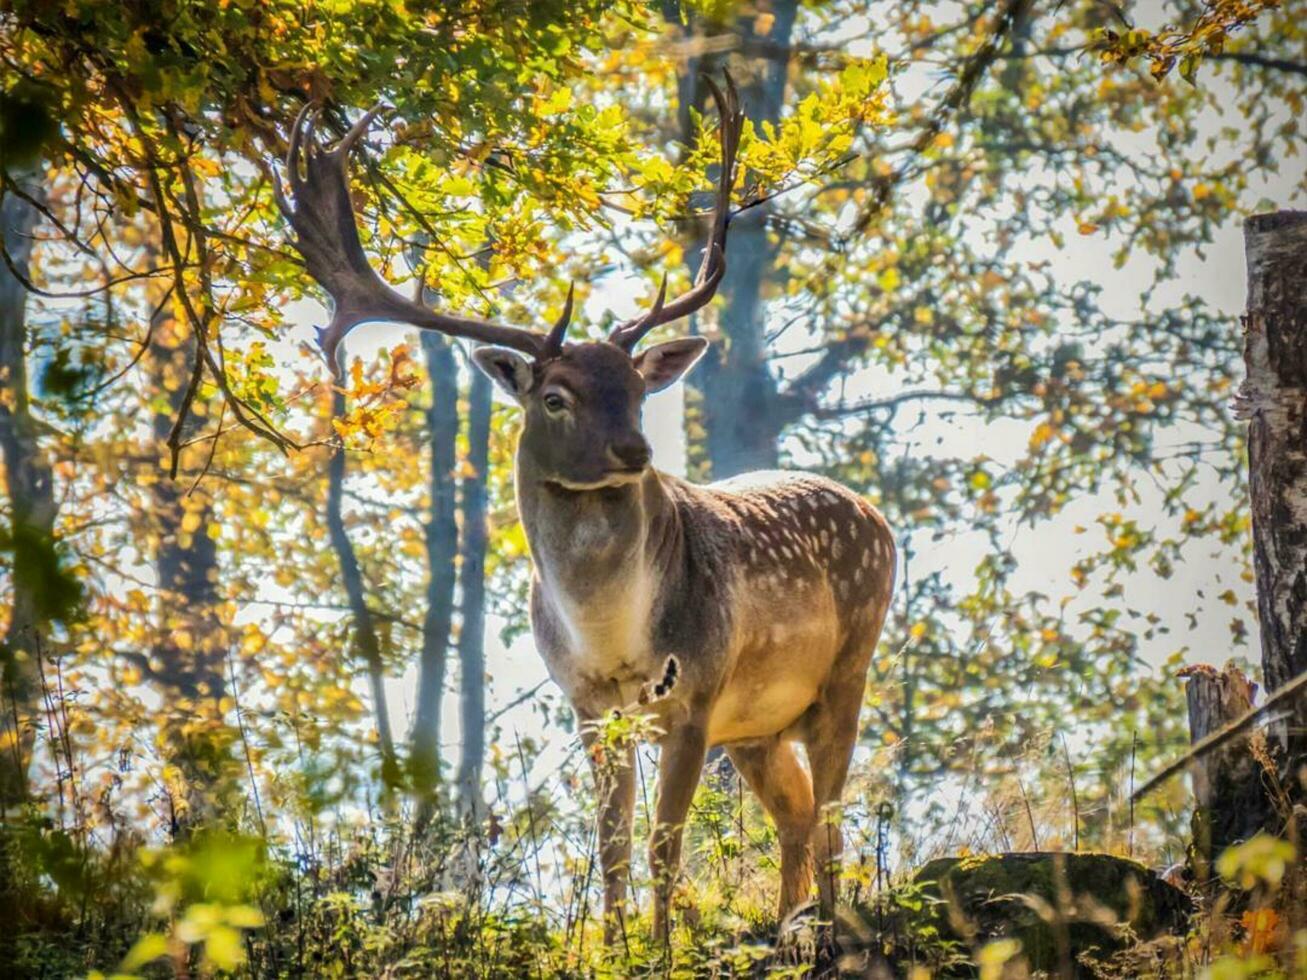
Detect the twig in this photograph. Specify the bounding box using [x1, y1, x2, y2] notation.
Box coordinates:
[1016, 773, 1040, 852]
[1060, 734, 1079, 852]
[514, 731, 546, 906]
[186, 400, 227, 496]
[227, 647, 267, 837]
[487, 679, 550, 725]
[1128, 730, 1137, 857]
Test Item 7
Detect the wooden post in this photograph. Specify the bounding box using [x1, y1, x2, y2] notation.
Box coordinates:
[1180, 663, 1275, 880]
[1238, 210, 1307, 801]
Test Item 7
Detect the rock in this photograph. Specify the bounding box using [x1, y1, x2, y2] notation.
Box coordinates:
[910, 852, 1192, 976]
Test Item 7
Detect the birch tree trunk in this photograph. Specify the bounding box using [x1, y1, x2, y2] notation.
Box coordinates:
[1238, 210, 1307, 802]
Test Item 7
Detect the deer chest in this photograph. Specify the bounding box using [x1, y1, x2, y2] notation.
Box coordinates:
[530, 577, 662, 714]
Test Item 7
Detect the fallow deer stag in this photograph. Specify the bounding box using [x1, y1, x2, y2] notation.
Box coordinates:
[274, 78, 896, 944]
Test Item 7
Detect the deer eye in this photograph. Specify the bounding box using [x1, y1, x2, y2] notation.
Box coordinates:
[542, 392, 568, 413]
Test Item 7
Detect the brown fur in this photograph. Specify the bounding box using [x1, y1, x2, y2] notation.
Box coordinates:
[477, 340, 897, 943]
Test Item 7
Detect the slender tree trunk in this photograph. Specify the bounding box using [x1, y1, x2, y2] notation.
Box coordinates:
[411, 332, 460, 822]
[668, 0, 798, 480]
[0, 177, 55, 809]
[1238, 210, 1307, 802]
[325, 349, 399, 793]
[456, 369, 491, 819]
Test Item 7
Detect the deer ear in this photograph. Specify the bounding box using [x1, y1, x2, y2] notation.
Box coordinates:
[634, 337, 709, 394]
[472, 346, 535, 401]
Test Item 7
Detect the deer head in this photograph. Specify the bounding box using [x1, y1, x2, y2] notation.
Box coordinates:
[274, 78, 744, 491]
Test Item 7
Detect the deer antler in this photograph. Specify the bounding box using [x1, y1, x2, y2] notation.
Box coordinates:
[273, 103, 549, 370]
[609, 72, 745, 352]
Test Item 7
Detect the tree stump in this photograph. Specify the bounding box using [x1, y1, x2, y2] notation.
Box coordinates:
[1238, 210, 1307, 802]
[912, 852, 1191, 977]
[1180, 662, 1276, 882]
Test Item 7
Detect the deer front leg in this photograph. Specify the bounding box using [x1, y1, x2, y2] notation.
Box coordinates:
[649, 722, 707, 945]
[583, 729, 635, 945]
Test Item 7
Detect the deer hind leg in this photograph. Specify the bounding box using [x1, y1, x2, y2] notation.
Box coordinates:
[804, 666, 867, 920]
[726, 738, 816, 920]
[582, 729, 635, 946]
[649, 722, 708, 946]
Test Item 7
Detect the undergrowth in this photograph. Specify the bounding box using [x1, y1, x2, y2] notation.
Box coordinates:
[4, 794, 1305, 978]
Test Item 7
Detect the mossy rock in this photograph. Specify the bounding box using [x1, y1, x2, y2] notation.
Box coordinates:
[911, 852, 1192, 977]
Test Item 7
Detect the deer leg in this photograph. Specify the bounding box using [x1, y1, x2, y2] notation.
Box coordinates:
[582, 729, 635, 945]
[804, 677, 864, 920]
[726, 738, 816, 920]
[649, 722, 707, 945]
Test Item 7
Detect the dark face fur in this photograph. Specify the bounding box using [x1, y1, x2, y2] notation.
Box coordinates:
[473, 337, 707, 489]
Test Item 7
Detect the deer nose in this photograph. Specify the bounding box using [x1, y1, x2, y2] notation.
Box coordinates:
[609, 437, 651, 471]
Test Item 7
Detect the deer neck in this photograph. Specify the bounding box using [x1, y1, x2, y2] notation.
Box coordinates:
[516, 463, 679, 659]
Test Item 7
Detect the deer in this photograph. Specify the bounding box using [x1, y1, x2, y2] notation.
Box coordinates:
[273, 77, 896, 945]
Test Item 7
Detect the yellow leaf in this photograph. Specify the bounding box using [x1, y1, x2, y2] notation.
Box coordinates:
[1077, 221, 1100, 235]
[1029, 421, 1056, 450]
[121, 933, 170, 971]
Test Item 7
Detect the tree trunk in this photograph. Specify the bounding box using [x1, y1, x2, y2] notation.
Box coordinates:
[668, 0, 797, 480]
[456, 369, 491, 820]
[1180, 663, 1276, 882]
[325, 347, 399, 794]
[148, 305, 225, 702]
[1238, 210, 1307, 802]
[0, 176, 56, 809]
[138, 280, 243, 830]
[411, 331, 460, 822]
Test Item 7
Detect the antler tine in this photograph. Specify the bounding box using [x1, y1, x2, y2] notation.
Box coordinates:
[647, 272, 668, 320]
[541, 281, 575, 358]
[609, 72, 744, 352]
[275, 102, 548, 369]
[282, 101, 314, 201]
[338, 103, 386, 156]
